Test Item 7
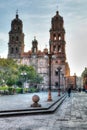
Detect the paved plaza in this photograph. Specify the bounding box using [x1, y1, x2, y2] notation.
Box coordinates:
[0, 92, 61, 111]
[0, 91, 87, 130]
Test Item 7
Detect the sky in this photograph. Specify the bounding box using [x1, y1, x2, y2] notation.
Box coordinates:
[0, 0, 87, 76]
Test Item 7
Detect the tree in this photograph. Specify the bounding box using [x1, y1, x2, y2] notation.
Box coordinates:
[0, 58, 19, 86]
[18, 65, 43, 85]
[81, 67, 87, 88]
[32, 74, 43, 84]
[0, 59, 43, 88]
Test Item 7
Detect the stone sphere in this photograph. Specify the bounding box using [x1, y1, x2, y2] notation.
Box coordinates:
[32, 95, 40, 103]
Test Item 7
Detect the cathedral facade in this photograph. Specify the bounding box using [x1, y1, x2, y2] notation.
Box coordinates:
[8, 10, 70, 88]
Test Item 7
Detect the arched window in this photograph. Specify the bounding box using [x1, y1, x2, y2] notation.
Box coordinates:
[53, 34, 57, 40]
[16, 36, 19, 41]
[11, 48, 14, 53]
[55, 82, 58, 87]
[58, 45, 61, 52]
[18, 26, 20, 30]
[55, 70, 58, 76]
[16, 47, 18, 53]
[12, 36, 14, 41]
[58, 34, 61, 40]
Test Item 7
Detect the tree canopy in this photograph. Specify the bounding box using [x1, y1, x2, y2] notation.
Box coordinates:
[81, 67, 87, 78]
[81, 67, 87, 86]
[0, 58, 43, 87]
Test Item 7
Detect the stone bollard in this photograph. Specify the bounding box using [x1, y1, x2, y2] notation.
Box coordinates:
[31, 95, 41, 107]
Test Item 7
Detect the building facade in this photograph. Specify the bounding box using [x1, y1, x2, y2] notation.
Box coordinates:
[8, 10, 70, 88]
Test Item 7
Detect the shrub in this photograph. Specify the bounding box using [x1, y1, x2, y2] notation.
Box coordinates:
[0, 86, 8, 91]
[15, 87, 23, 93]
[28, 87, 39, 93]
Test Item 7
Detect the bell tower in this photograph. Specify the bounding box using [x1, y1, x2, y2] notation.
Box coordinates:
[50, 11, 66, 63]
[50, 11, 70, 87]
[31, 37, 38, 54]
[8, 11, 24, 59]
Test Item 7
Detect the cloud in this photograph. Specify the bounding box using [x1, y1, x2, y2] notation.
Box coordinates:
[0, 0, 87, 76]
[0, 32, 8, 58]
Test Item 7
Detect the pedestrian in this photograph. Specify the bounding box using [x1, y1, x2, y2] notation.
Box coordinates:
[67, 87, 71, 97]
[78, 88, 81, 92]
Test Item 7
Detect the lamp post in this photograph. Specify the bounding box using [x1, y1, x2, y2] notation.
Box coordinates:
[64, 76, 66, 92]
[62, 73, 64, 93]
[47, 53, 53, 101]
[21, 72, 27, 93]
[74, 73, 77, 90]
[46, 40, 54, 101]
[56, 66, 62, 96]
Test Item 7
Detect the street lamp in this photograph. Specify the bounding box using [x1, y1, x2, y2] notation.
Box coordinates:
[21, 72, 27, 93]
[56, 66, 62, 96]
[64, 76, 66, 92]
[45, 40, 55, 101]
[46, 53, 53, 101]
[61, 73, 64, 93]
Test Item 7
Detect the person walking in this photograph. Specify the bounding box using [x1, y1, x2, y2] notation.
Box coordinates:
[67, 87, 71, 97]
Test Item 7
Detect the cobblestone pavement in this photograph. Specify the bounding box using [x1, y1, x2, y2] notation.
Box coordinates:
[0, 92, 87, 130]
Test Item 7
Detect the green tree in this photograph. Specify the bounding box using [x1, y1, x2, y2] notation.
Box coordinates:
[18, 65, 43, 86]
[32, 74, 43, 84]
[0, 59, 43, 88]
[0, 58, 18, 86]
[81, 67, 87, 86]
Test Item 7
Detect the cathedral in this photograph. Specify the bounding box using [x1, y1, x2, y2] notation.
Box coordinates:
[8, 10, 70, 88]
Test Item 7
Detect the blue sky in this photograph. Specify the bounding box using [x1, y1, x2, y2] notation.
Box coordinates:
[0, 0, 87, 76]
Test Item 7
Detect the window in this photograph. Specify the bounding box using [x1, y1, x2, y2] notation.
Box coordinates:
[53, 34, 56, 40]
[18, 27, 20, 30]
[55, 70, 58, 76]
[58, 45, 61, 52]
[16, 47, 18, 53]
[58, 34, 61, 40]
[12, 36, 14, 41]
[16, 36, 19, 41]
[11, 48, 14, 53]
[55, 82, 58, 87]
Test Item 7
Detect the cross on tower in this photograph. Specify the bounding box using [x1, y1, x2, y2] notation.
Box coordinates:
[16, 9, 18, 15]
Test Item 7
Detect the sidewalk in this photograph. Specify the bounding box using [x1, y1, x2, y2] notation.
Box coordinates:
[0, 92, 87, 130]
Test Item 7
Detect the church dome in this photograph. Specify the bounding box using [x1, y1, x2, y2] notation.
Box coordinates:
[52, 11, 63, 22]
[50, 11, 64, 31]
[10, 12, 23, 33]
[11, 13, 22, 26]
